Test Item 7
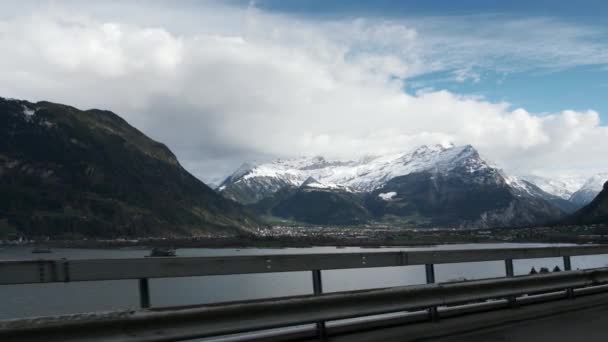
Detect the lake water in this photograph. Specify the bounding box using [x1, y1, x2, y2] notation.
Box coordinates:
[2, 243, 608, 321]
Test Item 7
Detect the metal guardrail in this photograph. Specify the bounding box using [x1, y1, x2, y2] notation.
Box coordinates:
[2, 245, 608, 341]
[4, 245, 608, 285]
[3, 267, 608, 342]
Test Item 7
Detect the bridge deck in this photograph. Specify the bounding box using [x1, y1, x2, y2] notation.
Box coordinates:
[314, 291, 608, 342]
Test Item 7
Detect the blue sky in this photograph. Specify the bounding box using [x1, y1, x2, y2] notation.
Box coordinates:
[251, 0, 607, 19]
[407, 66, 608, 117]
[248, 0, 608, 122]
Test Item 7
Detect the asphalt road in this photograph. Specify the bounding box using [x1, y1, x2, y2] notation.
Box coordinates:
[323, 290, 608, 342]
[432, 303, 608, 342]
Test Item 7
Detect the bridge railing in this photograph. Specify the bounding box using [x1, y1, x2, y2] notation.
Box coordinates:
[2, 245, 608, 341]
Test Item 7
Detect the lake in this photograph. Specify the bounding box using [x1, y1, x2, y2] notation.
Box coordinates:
[2, 243, 608, 321]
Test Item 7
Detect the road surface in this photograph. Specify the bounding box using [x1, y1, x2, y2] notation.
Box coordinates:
[320, 290, 608, 342]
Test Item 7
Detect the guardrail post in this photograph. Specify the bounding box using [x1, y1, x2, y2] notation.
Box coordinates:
[139, 278, 150, 308]
[425, 264, 439, 321]
[312, 270, 327, 340]
[563, 256, 572, 271]
[563, 256, 575, 299]
[505, 259, 514, 277]
[505, 259, 517, 307]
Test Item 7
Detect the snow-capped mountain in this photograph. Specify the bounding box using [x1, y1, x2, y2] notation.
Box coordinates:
[219, 144, 568, 227]
[219, 144, 492, 203]
[570, 173, 608, 206]
[506, 176, 581, 214]
[518, 175, 587, 200]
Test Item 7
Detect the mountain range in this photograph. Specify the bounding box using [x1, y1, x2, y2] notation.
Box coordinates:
[0, 97, 260, 239]
[219, 144, 603, 228]
[1, 95, 605, 239]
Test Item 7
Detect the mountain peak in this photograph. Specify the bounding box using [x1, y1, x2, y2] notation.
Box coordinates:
[221, 143, 494, 201]
[301, 176, 320, 187]
[407, 143, 474, 161]
[411, 143, 451, 155]
[453, 143, 477, 155]
[230, 162, 257, 180]
[441, 141, 456, 149]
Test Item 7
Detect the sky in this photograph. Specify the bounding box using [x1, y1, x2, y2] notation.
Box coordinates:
[1, 0, 608, 184]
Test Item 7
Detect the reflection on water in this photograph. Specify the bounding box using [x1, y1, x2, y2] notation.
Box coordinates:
[1, 243, 607, 320]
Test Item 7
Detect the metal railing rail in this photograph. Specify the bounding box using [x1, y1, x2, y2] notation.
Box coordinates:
[2, 245, 608, 341]
[3, 245, 608, 285]
[2, 267, 608, 342]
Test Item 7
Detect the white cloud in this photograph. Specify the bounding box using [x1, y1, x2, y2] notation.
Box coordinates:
[0, 1, 607, 182]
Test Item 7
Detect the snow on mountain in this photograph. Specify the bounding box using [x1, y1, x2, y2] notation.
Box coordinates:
[300, 176, 349, 191]
[221, 143, 575, 227]
[22, 105, 36, 118]
[219, 144, 495, 203]
[519, 174, 587, 200]
[505, 174, 589, 213]
[503, 175, 539, 197]
[378, 192, 397, 201]
[570, 173, 608, 206]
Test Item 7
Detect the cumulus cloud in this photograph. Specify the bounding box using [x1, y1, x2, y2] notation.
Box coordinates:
[0, 1, 607, 182]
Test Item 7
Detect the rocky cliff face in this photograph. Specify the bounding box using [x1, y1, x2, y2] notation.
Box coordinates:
[0, 97, 260, 238]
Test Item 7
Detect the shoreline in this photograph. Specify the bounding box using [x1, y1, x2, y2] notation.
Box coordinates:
[4, 225, 607, 250]
[2, 237, 601, 250]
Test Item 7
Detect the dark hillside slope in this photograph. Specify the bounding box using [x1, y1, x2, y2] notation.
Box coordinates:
[565, 181, 608, 225]
[0, 97, 260, 238]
